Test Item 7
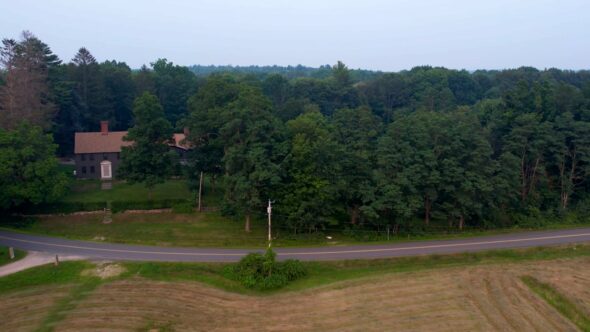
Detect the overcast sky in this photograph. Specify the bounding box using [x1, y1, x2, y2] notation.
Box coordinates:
[1, 0, 588, 71]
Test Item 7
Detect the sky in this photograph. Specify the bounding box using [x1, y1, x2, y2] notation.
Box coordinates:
[1, 0, 589, 71]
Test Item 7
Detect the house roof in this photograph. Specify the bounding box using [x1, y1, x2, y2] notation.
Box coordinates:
[74, 131, 132, 154]
[74, 131, 190, 154]
[172, 133, 190, 150]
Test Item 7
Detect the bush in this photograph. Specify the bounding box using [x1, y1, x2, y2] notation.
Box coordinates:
[172, 202, 194, 214]
[20, 201, 106, 214]
[225, 248, 307, 290]
[111, 199, 188, 213]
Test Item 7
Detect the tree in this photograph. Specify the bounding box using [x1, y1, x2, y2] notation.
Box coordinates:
[332, 107, 382, 224]
[262, 74, 290, 109]
[434, 109, 496, 229]
[71, 47, 97, 106]
[151, 58, 197, 124]
[552, 113, 590, 209]
[184, 75, 242, 193]
[279, 110, 341, 232]
[0, 123, 68, 209]
[100, 60, 134, 129]
[220, 87, 283, 232]
[375, 111, 446, 226]
[119, 93, 175, 196]
[502, 113, 554, 205]
[69, 47, 108, 131]
[133, 64, 156, 95]
[332, 61, 351, 88]
[0, 31, 59, 129]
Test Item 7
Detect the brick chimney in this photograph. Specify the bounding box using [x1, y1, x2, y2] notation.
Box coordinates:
[100, 121, 109, 135]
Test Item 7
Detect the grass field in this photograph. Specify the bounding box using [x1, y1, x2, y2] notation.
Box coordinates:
[5, 210, 590, 249]
[17, 212, 271, 247]
[0, 246, 26, 267]
[63, 179, 193, 202]
[1, 245, 589, 331]
[62, 178, 224, 206]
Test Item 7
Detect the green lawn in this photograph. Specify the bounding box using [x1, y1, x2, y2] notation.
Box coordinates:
[0, 246, 26, 267]
[63, 179, 193, 203]
[12, 212, 270, 247]
[27, 178, 226, 214]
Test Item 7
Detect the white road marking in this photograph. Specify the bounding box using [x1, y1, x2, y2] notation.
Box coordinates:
[1, 232, 590, 257]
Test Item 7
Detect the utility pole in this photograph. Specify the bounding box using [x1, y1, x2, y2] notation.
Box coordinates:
[197, 171, 204, 212]
[267, 199, 272, 248]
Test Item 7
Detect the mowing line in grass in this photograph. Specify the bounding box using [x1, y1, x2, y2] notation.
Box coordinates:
[521, 275, 590, 332]
[35, 279, 102, 332]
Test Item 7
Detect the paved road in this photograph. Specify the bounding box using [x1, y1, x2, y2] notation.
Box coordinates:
[1, 228, 590, 262]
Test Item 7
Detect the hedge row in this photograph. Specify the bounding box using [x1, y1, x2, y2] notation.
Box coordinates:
[22, 199, 193, 215]
[111, 199, 191, 213]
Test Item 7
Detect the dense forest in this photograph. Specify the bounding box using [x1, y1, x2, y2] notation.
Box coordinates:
[2, 31, 590, 234]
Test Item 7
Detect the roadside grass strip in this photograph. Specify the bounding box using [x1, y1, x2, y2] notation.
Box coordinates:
[521, 275, 590, 332]
[0, 246, 26, 266]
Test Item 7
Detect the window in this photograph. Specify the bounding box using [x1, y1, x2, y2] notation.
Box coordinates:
[103, 155, 108, 160]
[117, 153, 120, 160]
[89, 154, 94, 161]
[81, 154, 86, 161]
[90, 166, 95, 174]
[82, 166, 87, 174]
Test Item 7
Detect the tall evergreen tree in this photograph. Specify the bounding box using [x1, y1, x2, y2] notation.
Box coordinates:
[0, 31, 59, 129]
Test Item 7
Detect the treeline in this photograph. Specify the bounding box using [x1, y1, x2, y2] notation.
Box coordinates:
[2, 31, 590, 233]
[188, 64, 380, 82]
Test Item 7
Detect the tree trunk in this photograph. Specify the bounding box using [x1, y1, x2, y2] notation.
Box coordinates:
[350, 205, 360, 225]
[148, 188, 153, 201]
[211, 175, 216, 194]
[458, 215, 464, 230]
[562, 192, 569, 210]
[245, 214, 251, 233]
[424, 196, 431, 225]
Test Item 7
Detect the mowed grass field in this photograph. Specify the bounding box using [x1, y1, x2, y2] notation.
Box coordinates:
[24, 212, 272, 247]
[1, 245, 590, 331]
[63, 179, 193, 203]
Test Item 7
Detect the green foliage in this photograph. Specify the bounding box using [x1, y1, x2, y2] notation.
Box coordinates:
[5, 30, 590, 233]
[278, 110, 341, 231]
[225, 249, 307, 290]
[171, 201, 195, 214]
[218, 87, 284, 228]
[0, 123, 69, 210]
[111, 199, 189, 213]
[119, 92, 176, 190]
[25, 201, 107, 214]
[151, 58, 197, 124]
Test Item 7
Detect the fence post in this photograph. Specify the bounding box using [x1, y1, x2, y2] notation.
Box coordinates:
[8, 247, 14, 259]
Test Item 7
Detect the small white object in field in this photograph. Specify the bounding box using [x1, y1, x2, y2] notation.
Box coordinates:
[326, 236, 332, 240]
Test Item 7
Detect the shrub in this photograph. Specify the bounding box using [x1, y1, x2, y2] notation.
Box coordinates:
[21, 201, 106, 214]
[172, 202, 194, 214]
[225, 248, 307, 290]
[111, 199, 188, 213]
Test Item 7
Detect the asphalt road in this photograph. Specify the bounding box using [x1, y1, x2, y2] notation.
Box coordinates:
[1, 228, 590, 262]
